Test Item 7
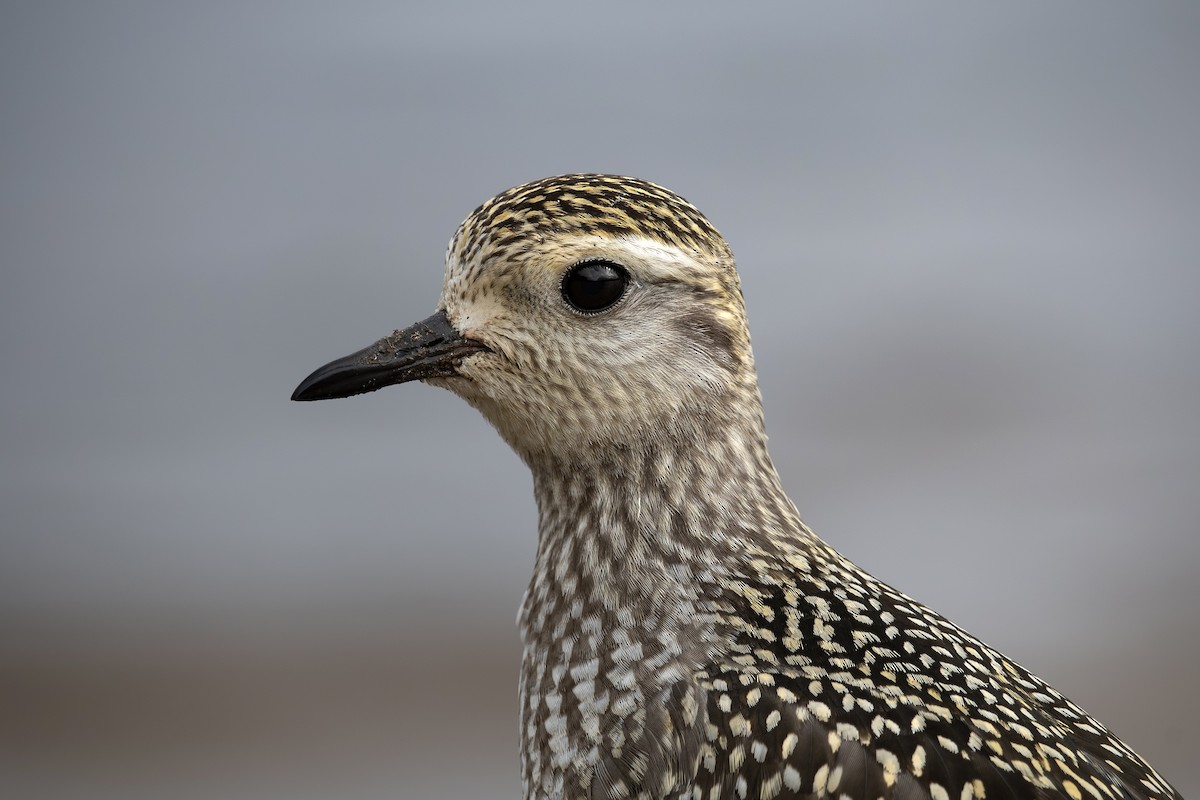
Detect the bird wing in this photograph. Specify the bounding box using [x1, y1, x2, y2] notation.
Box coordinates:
[688, 663, 1050, 800]
[581, 552, 1180, 800]
[664, 563, 1183, 800]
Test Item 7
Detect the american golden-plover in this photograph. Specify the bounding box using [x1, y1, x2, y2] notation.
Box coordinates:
[293, 175, 1181, 800]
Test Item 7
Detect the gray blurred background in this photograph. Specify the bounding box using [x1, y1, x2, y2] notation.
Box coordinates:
[1, 2, 1197, 798]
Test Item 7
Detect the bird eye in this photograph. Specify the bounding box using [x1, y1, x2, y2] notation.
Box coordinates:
[561, 260, 629, 313]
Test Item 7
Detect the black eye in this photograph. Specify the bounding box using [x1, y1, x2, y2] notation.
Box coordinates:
[561, 260, 629, 313]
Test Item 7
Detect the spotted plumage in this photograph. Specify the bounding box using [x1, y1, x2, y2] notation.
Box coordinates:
[292, 174, 1182, 800]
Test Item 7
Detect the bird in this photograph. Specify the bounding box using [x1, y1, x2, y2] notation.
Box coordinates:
[292, 174, 1182, 800]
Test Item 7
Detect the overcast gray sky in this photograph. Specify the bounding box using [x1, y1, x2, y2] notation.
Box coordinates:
[2, 3, 1197, 798]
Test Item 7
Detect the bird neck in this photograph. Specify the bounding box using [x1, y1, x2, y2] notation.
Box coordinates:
[523, 402, 816, 620]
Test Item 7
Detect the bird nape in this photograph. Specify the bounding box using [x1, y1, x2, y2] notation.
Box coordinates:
[293, 174, 1181, 800]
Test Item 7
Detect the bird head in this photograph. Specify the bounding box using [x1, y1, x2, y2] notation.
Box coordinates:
[293, 174, 764, 464]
